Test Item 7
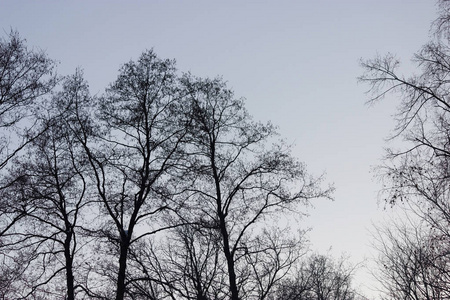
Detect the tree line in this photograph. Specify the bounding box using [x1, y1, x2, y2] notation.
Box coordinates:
[0, 30, 365, 300]
[4, 0, 450, 297]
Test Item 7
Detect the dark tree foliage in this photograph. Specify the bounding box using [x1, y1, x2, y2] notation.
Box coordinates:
[360, 0, 450, 298]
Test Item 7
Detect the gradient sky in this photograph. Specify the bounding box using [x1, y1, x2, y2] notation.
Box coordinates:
[0, 1, 438, 298]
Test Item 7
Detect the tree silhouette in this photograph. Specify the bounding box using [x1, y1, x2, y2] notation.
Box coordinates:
[0, 30, 58, 297]
[73, 50, 190, 300]
[360, 0, 450, 297]
[0, 71, 92, 299]
[0, 34, 337, 299]
[178, 75, 333, 300]
[270, 253, 357, 300]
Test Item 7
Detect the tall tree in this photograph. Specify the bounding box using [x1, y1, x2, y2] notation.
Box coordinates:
[180, 75, 333, 300]
[0, 34, 337, 299]
[0, 30, 57, 296]
[0, 71, 92, 299]
[360, 0, 450, 297]
[360, 2, 450, 239]
[74, 50, 189, 300]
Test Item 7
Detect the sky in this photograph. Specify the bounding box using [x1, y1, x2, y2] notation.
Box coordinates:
[0, 1, 439, 298]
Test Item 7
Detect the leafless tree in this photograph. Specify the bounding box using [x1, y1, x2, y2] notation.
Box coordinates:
[240, 227, 308, 300]
[0, 29, 57, 235]
[359, 2, 450, 235]
[0, 34, 336, 299]
[179, 74, 333, 300]
[0, 30, 58, 297]
[372, 217, 450, 300]
[359, 0, 450, 297]
[269, 253, 357, 300]
[125, 224, 227, 300]
[161, 225, 227, 300]
[0, 71, 93, 299]
[0, 30, 57, 170]
[71, 50, 190, 300]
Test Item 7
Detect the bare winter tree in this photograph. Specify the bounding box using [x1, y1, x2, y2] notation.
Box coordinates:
[145, 226, 306, 300]
[0, 71, 92, 299]
[0, 34, 337, 299]
[0, 30, 57, 235]
[360, 0, 450, 297]
[0, 30, 57, 169]
[125, 224, 228, 300]
[127, 75, 328, 300]
[178, 74, 333, 300]
[270, 253, 357, 300]
[372, 217, 450, 300]
[0, 30, 57, 297]
[240, 227, 308, 300]
[360, 1, 450, 236]
[72, 50, 190, 300]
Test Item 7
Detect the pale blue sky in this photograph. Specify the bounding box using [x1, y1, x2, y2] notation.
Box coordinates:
[0, 1, 438, 297]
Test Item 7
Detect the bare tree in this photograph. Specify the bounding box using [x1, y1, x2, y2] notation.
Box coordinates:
[0, 30, 57, 169]
[0, 30, 58, 296]
[161, 225, 227, 300]
[0, 30, 58, 237]
[241, 228, 308, 300]
[0, 71, 92, 299]
[372, 217, 450, 300]
[0, 34, 336, 299]
[270, 253, 357, 300]
[359, 0, 450, 297]
[72, 50, 190, 300]
[179, 74, 333, 300]
[125, 224, 228, 300]
[359, 7, 450, 236]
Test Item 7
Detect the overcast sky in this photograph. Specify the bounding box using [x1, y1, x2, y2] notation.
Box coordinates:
[0, 1, 439, 298]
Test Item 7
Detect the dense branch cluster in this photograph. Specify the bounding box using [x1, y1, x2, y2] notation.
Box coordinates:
[0, 31, 358, 300]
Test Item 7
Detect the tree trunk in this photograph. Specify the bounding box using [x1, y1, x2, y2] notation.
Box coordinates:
[115, 237, 129, 300]
[64, 231, 75, 300]
[219, 219, 239, 300]
[211, 141, 240, 300]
